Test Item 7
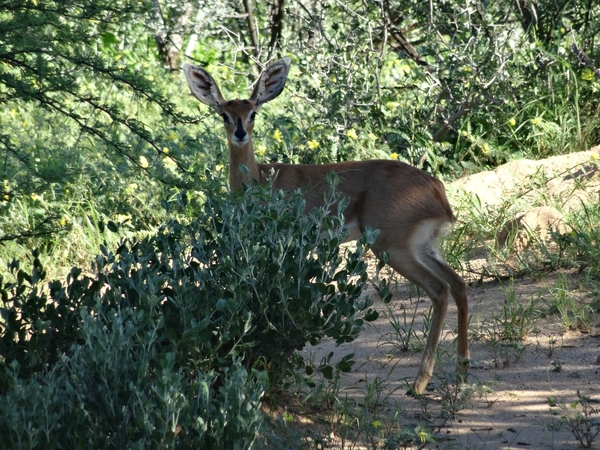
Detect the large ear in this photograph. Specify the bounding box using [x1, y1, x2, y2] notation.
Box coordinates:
[249, 57, 291, 110]
[183, 63, 227, 113]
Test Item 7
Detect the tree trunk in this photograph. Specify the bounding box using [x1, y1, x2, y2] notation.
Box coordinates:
[151, 0, 193, 70]
[267, 0, 286, 61]
[243, 0, 260, 60]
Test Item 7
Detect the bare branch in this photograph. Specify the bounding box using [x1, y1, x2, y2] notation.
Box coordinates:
[267, 0, 286, 62]
[243, 0, 260, 61]
[572, 43, 600, 79]
[432, 102, 471, 142]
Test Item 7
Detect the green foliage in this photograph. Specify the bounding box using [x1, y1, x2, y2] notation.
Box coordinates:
[542, 273, 593, 332]
[558, 390, 600, 448]
[470, 283, 538, 368]
[2, 0, 600, 279]
[495, 282, 539, 342]
[378, 289, 428, 355]
[0, 182, 376, 447]
[253, 0, 600, 174]
[0, 312, 266, 449]
[0, 0, 216, 273]
[557, 202, 600, 281]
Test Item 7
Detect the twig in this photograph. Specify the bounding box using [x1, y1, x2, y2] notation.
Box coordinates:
[571, 43, 600, 79]
[243, 0, 260, 63]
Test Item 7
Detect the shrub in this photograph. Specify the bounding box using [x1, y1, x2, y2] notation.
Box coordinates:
[0, 181, 378, 447]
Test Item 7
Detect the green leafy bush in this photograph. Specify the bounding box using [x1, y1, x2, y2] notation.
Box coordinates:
[0, 182, 377, 447]
[0, 310, 267, 449]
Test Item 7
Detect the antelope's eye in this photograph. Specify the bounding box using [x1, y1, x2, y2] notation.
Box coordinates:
[250, 111, 257, 121]
[220, 113, 230, 124]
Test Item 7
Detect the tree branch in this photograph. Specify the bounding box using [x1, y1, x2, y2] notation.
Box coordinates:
[243, 0, 260, 61]
[383, 0, 430, 68]
[267, 0, 286, 62]
[572, 43, 600, 79]
[432, 102, 471, 142]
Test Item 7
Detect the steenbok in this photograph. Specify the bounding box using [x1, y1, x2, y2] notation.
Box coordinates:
[183, 57, 469, 394]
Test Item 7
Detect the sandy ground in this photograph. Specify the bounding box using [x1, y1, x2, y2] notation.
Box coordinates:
[301, 268, 600, 449]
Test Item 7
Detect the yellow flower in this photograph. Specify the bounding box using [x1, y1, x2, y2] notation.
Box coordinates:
[30, 193, 42, 201]
[531, 117, 543, 126]
[114, 213, 131, 224]
[59, 217, 68, 226]
[307, 140, 319, 149]
[508, 117, 516, 127]
[390, 152, 399, 160]
[386, 102, 399, 111]
[482, 143, 490, 154]
[163, 156, 176, 167]
[418, 431, 428, 443]
[139, 155, 149, 168]
[591, 153, 599, 160]
[162, 147, 169, 154]
[368, 133, 376, 140]
[2, 182, 9, 202]
[255, 144, 267, 157]
[582, 68, 595, 81]
[272, 129, 283, 143]
[346, 129, 357, 140]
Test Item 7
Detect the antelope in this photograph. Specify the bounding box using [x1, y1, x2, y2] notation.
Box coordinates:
[182, 57, 469, 394]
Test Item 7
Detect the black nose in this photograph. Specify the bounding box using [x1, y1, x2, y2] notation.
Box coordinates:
[234, 117, 246, 140]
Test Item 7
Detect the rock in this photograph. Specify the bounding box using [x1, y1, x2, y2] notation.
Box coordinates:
[448, 148, 600, 212]
[496, 206, 568, 251]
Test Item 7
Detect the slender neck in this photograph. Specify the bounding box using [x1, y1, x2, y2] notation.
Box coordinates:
[227, 138, 261, 191]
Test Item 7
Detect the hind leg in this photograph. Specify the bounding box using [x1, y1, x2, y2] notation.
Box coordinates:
[385, 251, 451, 394]
[423, 253, 469, 362]
[417, 252, 470, 387]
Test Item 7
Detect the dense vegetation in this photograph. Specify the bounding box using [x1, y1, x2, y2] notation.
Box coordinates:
[1, 0, 599, 447]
